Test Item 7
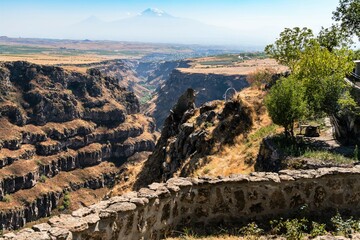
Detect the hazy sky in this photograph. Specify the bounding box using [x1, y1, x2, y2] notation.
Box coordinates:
[0, 0, 341, 46]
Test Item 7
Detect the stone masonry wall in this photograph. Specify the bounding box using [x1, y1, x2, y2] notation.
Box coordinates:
[4, 166, 360, 240]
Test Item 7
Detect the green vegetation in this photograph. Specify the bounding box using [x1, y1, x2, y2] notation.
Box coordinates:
[333, 0, 360, 41]
[1, 194, 11, 203]
[302, 150, 354, 164]
[264, 25, 356, 137]
[239, 222, 264, 237]
[58, 191, 71, 211]
[39, 175, 47, 183]
[265, 77, 306, 137]
[139, 92, 153, 105]
[169, 212, 360, 239]
[265, 27, 314, 71]
[247, 124, 278, 143]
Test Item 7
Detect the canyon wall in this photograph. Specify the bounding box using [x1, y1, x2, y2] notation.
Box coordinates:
[4, 166, 360, 239]
[0, 61, 157, 231]
[149, 69, 249, 128]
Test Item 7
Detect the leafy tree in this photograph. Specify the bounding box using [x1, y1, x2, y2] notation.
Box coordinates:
[333, 0, 360, 40]
[265, 76, 306, 137]
[265, 27, 314, 71]
[293, 42, 354, 116]
[317, 24, 352, 52]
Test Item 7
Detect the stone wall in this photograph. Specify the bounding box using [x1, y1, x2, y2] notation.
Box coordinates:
[4, 166, 360, 240]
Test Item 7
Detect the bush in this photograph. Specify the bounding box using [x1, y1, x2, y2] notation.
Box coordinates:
[239, 222, 264, 236]
[59, 191, 71, 211]
[270, 218, 308, 240]
[265, 77, 306, 137]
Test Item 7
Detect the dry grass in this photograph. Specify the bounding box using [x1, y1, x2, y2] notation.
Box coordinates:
[179, 58, 287, 76]
[188, 87, 281, 177]
[0, 144, 35, 161]
[41, 119, 96, 137]
[109, 151, 152, 196]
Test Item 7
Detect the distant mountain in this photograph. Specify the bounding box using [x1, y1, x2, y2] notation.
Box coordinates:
[139, 8, 173, 18]
[64, 8, 248, 46]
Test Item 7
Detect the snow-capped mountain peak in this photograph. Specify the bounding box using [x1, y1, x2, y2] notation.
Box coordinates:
[140, 8, 172, 17]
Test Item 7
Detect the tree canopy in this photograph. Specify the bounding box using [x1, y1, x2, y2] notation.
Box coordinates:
[333, 0, 360, 40]
[264, 27, 314, 71]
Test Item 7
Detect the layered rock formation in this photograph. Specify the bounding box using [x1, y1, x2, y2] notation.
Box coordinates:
[0, 61, 157, 230]
[146, 69, 249, 128]
[59, 59, 150, 100]
[5, 166, 360, 239]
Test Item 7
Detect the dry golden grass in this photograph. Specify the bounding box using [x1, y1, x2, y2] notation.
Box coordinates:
[109, 151, 152, 196]
[179, 58, 287, 76]
[187, 87, 281, 177]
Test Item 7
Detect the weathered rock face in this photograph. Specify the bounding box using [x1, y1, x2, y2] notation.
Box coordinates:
[331, 87, 360, 145]
[5, 166, 360, 240]
[147, 69, 249, 128]
[136, 89, 254, 186]
[136, 60, 191, 86]
[0, 61, 158, 230]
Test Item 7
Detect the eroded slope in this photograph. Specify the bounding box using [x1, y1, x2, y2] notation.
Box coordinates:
[0, 61, 158, 230]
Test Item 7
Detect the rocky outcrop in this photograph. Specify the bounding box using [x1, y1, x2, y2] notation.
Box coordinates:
[136, 89, 254, 186]
[5, 166, 360, 239]
[148, 69, 249, 128]
[0, 61, 158, 230]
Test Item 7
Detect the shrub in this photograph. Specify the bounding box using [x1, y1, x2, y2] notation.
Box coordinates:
[270, 218, 308, 240]
[39, 175, 47, 183]
[240, 222, 264, 236]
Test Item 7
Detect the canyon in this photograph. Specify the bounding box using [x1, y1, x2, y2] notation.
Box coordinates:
[0, 61, 157, 230]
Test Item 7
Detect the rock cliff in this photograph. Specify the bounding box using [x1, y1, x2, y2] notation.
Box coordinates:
[0, 61, 157, 230]
[146, 69, 249, 128]
[136, 87, 257, 186]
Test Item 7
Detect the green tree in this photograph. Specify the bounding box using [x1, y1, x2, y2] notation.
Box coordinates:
[317, 24, 352, 52]
[265, 27, 314, 71]
[293, 42, 354, 116]
[265, 77, 306, 137]
[333, 0, 360, 40]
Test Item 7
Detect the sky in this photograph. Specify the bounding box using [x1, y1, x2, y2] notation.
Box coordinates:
[0, 0, 341, 46]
